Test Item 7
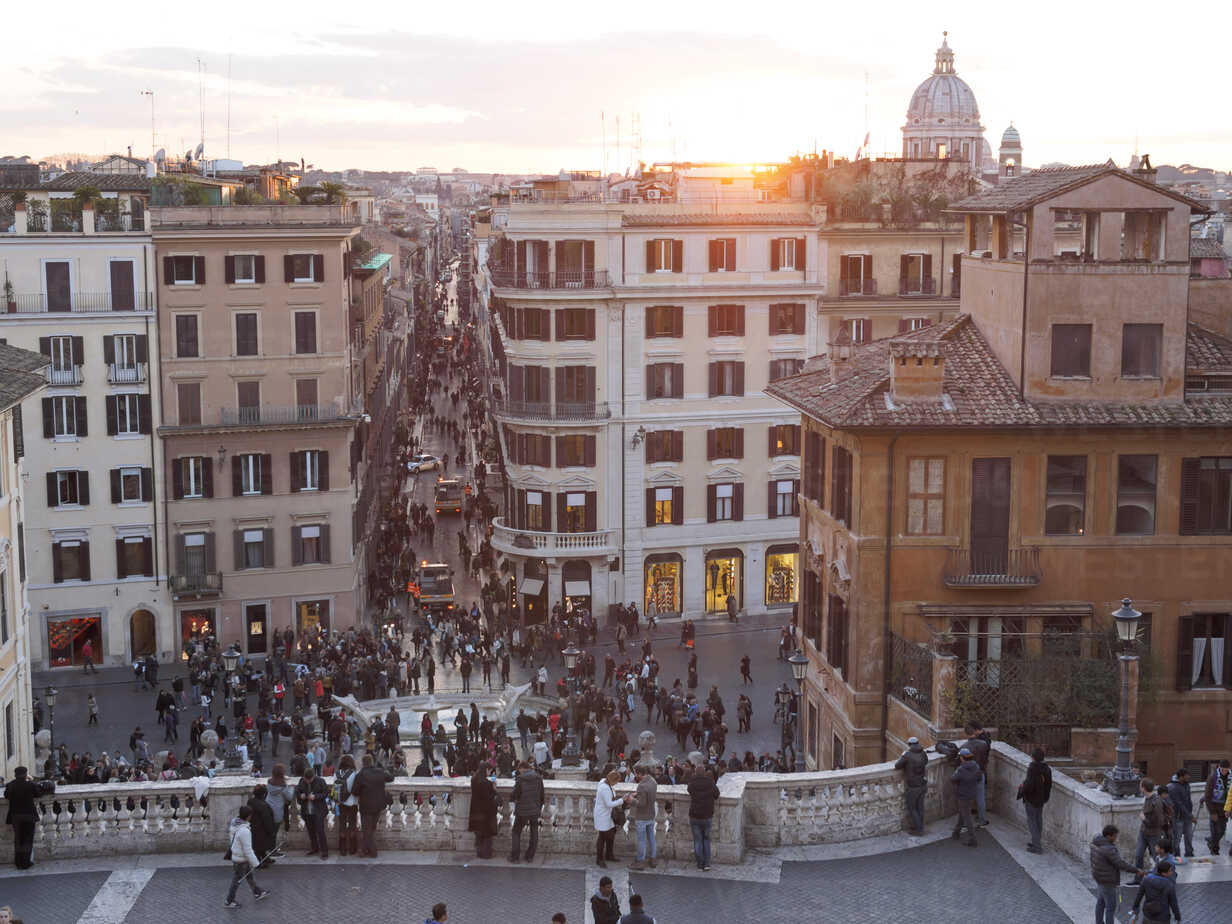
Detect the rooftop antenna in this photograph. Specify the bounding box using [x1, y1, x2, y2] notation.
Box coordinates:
[226, 53, 232, 160]
[139, 89, 155, 160]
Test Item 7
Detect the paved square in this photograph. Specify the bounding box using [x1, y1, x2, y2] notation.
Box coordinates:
[0, 870, 109, 922]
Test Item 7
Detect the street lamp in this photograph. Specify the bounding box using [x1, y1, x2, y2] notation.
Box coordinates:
[221, 645, 243, 769]
[787, 651, 808, 773]
[1103, 598, 1142, 798]
[45, 686, 59, 779]
[560, 644, 581, 767]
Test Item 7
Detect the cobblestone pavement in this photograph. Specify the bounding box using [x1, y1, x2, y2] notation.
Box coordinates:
[0, 870, 109, 922]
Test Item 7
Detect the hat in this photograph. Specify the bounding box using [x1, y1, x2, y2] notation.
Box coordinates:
[907, 736, 919, 745]
[958, 747, 972, 757]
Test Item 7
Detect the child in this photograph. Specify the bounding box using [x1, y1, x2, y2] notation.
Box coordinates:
[1152, 837, 1184, 879]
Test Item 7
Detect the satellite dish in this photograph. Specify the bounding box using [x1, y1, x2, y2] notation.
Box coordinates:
[185, 149, 193, 163]
[194, 142, 204, 158]
[154, 149, 166, 163]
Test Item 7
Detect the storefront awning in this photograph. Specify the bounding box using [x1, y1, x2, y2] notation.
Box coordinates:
[519, 578, 544, 596]
[565, 581, 591, 598]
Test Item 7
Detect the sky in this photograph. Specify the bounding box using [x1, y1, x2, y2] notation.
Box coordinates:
[3, 1, 1229, 175]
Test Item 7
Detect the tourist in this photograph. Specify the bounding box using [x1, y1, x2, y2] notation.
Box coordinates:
[551, 915, 566, 924]
[593, 769, 631, 868]
[1020, 747, 1053, 854]
[961, 722, 991, 826]
[247, 784, 277, 868]
[468, 766, 499, 858]
[686, 762, 720, 871]
[950, 747, 981, 846]
[1131, 860, 1180, 923]
[1134, 777, 1166, 878]
[739, 654, 751, 685]
[894, 736, 928, 835]
[296, 766, 329, 859]
[1089, 823, 1143, 924]
[353, 753, 395, 858]
[1166, 768, 1195, 857]
[87, 693, 99, 727]
[81, 637, 97, 673]
[620, 894, 655, 924]
[223, 804, 271, 908]
[425, 902, 448, 924]
[3, 767, 37, 870]
[265, 764, 295, 838]
[630, 764, 657, 870]
[510, 759, 545, 863]
[335, 755, 359, 856]
[1203, 758, 1230, 854]
[590, 875, 621, 924]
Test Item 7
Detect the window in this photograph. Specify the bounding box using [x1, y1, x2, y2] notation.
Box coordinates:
[1180, 457, 1232, 535]
[44, 395, 85, 439]
[555, 366, 595, 406]
[841, 254, 873, 295]
[175, 315, 199, 358]
[107, 393, 149, 436]
[707, 482, 743, 522]
[803, 430, 825, 502]
[904, 457, 945, 535]
[48, 470, 87, 507]
[292, 450, 327, 492]
[770, 303, 806, 335]
[237, 381, 260, 422]
[44, 260, 71, 310]
[296, 379, 319, 418]
[646, 238, 682, 273]
[831, 445, 853, 526]
[177, 382, 201, 426]
[1122, 323, 1163, 377]
[646, 363, 684, 399]
[106, 333, 144, 381]
[557, 308, 595, 341]
[510, 432, 551, 467]
[227, 254, 261, 284]
[827, 594, 849, 677]
[645, 430, 683, 464]
[234, 313, 259, 356]
[234, 453, 270, 496]
[560, 491, 595, 533]
[112, 466, 148, 503]
[708, 361, 744, 397]
[168, 255, 201, 285]
[516, 308, 551, 341]
[1050, 324, 1092, 377]
[1045, 455, 1087, 535]
[240, 529, 271, 569]
[770, 479, 801, 518]
[645, 306, 683, 338]
[0, 573, 6, 646]
[1116, 454, 1157, 535]
[707, 427, 744, 460]
[708, 238, 736, 272]
[899, 253, 934, 295]
[769, 358, 804, 380]
[765, 544, 798, 605]
[294, 311, 318, 354]
[771, 237, 805, 271]
[118, 536, 153, 578]
[770, 424, 801, 457]
[1177, 613, 1232, 691]
[832, 734, 846, 771]
[646, 486, 682, 526]
[555, 434, 595, 467]
[175, 456, 211, 499]
[847, 318, 870, 344]
[523, 491, 548, 531]
[293, 525, 330, 565]
[44, 335, 80, 385]
[52, 540, 90, 582]
[707, 305, 744, 337]
[286, 253, 323, 283]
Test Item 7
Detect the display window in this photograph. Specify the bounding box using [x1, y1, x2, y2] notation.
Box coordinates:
[48, 615, 102, 667]
[705, 549, 743, 613]
[180, 608, 216, 659]
[765, 543, 799, 606]
[644, 554, 682, 615]
[296, 599, 331, 637]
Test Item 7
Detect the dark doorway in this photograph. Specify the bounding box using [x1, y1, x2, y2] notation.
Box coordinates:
[970, 458, 1011, 574]
[110, 261, 136, 310]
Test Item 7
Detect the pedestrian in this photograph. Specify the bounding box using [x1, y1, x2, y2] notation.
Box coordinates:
[334, 755, 359, 856]
[352, 753, 394, 858]
[509, 760, 545, 863]
[223, 804, 271, 908]
[81, 638, 97, 673]
[1203, 758, 1231, 854]
[265, 764, 294, 840]
[1131, 861, 1181, 923]
[739, 655, 751, 685]
[3, 767, 37, 870]
[468, 766, 499, 859]
[590, 875, 621, 924]
[686, 762, 720, 870]
[1134, 777, 1166, 877]
[87, 693, 99, 726]
[630, 764, 658, 870]
[594, 769, 631, 868]
[961, 722, 990, 826]
[950, 747, 981, 846]
[1090, 823, 1143, 924]
[247, 784, 277, 868]
[425, 902, 448, 924]
[1165, 768, 1195, 858]
[551, 915, 566, 924]
[295, 766, 329, 859]
[894, 736, 928, 835]
[619, 894, 655, 924]
[1017, 746, 1053, 853]
[725, 593, 739, 623]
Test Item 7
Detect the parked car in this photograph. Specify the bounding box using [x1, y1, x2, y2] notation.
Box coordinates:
[408, 453, 442, 473]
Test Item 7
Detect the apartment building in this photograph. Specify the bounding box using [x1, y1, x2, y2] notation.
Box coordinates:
[0, 344, 49, 778]
[768, 164, 1232, 773]
[0, 177, 170, 670]
[152, 204, 360, 657]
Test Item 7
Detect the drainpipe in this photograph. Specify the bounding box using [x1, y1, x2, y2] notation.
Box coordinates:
[619, 301, 626, 629]
[879, 432, 900, 762]
[1014, 215, 1031, 400]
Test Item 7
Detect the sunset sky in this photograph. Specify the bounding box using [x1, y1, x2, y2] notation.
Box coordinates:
[3, 1, 1228, 174]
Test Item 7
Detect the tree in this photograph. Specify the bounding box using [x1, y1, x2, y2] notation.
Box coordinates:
[72, 185, 103, 209]
[318, 182, 347, 204]
[293, 185, 319, 204]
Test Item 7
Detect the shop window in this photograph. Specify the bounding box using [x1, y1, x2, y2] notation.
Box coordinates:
[644, 554, 682, 615]
[765, 544, 798, 606]
[246, 604, 268, 655]
[705, 549, 743, 614]
[296, 599, 331, 636]
[563, 560, 592, 610]
[47, 614, 102, 667]
[180, 609, 216, 659]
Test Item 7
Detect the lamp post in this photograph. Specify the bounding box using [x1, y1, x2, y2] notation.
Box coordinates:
[221, 644, 243, 769]
[560, 644, 581, 766]
[45, 686, 59, 779]
[1103, 598, 1142, 798]
[788, 651, 808, 773]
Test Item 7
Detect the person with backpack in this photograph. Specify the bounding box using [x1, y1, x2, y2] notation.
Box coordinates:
[1019, 747, 1053, 854]
[894, 736, 928, 835]
[335, 755, 359, 856]
[1131, 861, 1181, 923]
[1203, 758, 1231, 854]
[1166, 768, 1194, 858]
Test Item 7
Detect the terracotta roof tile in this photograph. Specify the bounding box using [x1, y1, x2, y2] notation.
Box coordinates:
[1190, 238, 1227, 259]
[1188, 324, 1232, 374]
[950, 164, 1208, 214]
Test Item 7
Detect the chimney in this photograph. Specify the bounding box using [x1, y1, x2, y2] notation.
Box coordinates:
[1134, 153, 1157, 185]
[889, 340, 947, 402]
[828, 326, 855, 382]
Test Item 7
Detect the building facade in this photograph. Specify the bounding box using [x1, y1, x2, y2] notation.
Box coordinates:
[152, 204, 360, 658]
[901, 34, 987, 168]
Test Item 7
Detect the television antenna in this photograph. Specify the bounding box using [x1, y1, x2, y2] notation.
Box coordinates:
[139, 90, 155, 160]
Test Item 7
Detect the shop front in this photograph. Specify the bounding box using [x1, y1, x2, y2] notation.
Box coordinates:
[562, 560, 592, 614]
[644, 553, 682, 617]
[47, 614, 103, 668]
[764, 543, 799, 608]
[129, 609, 156, 659]
[296, 599, 331, 638]
[519, 558, 547, 625]
[179, 608, 216, 659]
[705, 549, 744, 614]
[245, 603, 269, 654]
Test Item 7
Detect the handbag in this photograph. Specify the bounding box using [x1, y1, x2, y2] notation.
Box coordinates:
[610, 804, 626, 827]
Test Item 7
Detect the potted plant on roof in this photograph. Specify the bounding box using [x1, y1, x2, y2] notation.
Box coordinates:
[3, 274, 14, 313]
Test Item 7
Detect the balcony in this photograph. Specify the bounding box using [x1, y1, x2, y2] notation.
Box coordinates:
[897, 276, 938, 297]
[47, 366, 81, 386]
[171, 571, 222, 598]
[108, 362, 147, 385]
[219, 403, 350, 427]
[491, 517, 616, 558]
[493, 399, 610, 423]
[489, 269, 611, 290]
[943, 546, 1041, 589]
[4, 291, 153, 313]
[838, 279, 877, 296]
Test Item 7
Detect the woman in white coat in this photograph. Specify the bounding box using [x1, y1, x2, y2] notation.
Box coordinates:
[593, 769, 631, 867]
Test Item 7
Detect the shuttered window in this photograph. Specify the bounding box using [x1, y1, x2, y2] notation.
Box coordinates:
[708, 238, 736, 272]
[1179, 457, 1232, 535]
[646, 486, 682, 526]
[803, 431, 824, 502]
[830, 445, 853, 526]
[1050, 324, 1092, 377]
[555, 434, 595, 467]
[706, 427, 743, 460]
[769, 303, 806, 335]
[769, 424, 801, 457]
[827, 595, 849, 678]
[174, 314, 199, 358]
[708, 361, 744, 397]
[556, 308, 595, 341]
[235, 312, 259, 356]
[645, 430, 683, 464]
[646, 239, 683, 272]
[646, 363, 684, 399]
[906, 457, 945, 535]
[768, 479, 800, 518]
[769, 358, 804, 380]
[707, 305, 744, 337]
[645, 306, 683, 338]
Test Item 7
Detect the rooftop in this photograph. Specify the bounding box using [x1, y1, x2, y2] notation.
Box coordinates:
[358, 252, 393, 271]
[1190, 237, 1227, 259]
[621, 209, 817, 227]
[949, 163, 1210, 214]
[0, 342, 48, 412]
[0, 171, 152, 193]
[149, 204, 360, 231]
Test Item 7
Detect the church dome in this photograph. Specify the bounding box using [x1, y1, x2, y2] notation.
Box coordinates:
[1001, 124, 1021, 146]
[905, 33, 981, 127]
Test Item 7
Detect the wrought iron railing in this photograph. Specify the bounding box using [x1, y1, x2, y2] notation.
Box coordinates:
[5, 291, 152, 312]
[838, 279, 877, 296]
[889, 633, 933, 716]
[171, 572, 222, 595]
[489, 269, 610, 289]
[493, 399, 610, 421]
[943, 546, 1041, 588]
[898, 276, 937, 296]
[219, 404, 347, 426]
[47, 366, 81, 386]
[108, 363, 146, 385]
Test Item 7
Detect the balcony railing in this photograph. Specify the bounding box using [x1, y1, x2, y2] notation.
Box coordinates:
[489, 269, 610, 290]
[838, 279, 877, 296]
[491, 517, 616, 555]
[943, 545, 1041, 589]
[4, 291, 152, 313]
[492, 399, 610, 422]
[47, 366, 81, 386]
[171, 571, 222, 596]
[219, 403, 348, 427]
[897, 276, 937, 297]
[108, 362, 146, 385]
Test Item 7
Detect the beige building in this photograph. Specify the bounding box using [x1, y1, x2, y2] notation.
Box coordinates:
[152, 204, 360, 657]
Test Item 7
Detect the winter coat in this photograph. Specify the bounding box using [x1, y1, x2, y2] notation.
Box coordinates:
[1166, 776, 1193, 822]
[1021, 759, 1053, 807]
[1202, 768, 1230, 812]
[511, 768, 545, 818]
[894, 743, 928, 790]
[686, 774, 720, 820]
[1089, 834, 1138, 885]
[246, 796, 276, 858]
[228, 817, 259, 867]
[633, 775, 658, 821]
[468, 772, 499, 837]
[1141, 792, 1166, 837]
[951, 760, 982, 801]
[590, 890, 622, 924]
[265, 780, 295, 825]
[593, 780, 624, 832]
[352, 766, 395, 815]
[1132, 871, 1180, 922]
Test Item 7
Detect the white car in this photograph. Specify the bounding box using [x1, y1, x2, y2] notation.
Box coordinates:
[408, 453, 442, 473]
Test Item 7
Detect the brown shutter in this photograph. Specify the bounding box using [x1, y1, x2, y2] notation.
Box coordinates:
[707, 306, 717, 337]
[172, 459, 184, 499]
[768, 426, 777, 458]
[193, 256, 205, 284]
[508, 366, 524, 401]
[794, 303, 805, 334]
[671, 486, 683, 524]
[163, 256, 174, 285]
[796, 238, 806, 270]
[105, 395, 118, 435]
[725, 238, 736, 268]
[290, 452, 303, 492]
[734, 362, 745, 396]
[862, 255, 873, 289]
[542, 491, 552, 532]
[291, 527, 303, 566]
[671, 240, 683, 273]
[138, 395, 151, 434]
[671, 431, 683, 461]
[102, 335, 115, 365]
[224, 255, 236, 284]
[260, 453, 273, 494]
[770, 238, 780, 271]
[42, 398, 54, 437]
[538, 367, 551, 402]
[79, 541, 91, 581]
[1179, 458, 1201, 535]
[585, 491, 597, 531]
[706, 484, 717, 522]
[645, 308, 655, 339]
[319, 525, 330, 563]
[735, 305, 745, 336]
[1176, 613, 1194, 692]
[554, 309, 565, 341]
[768, 481, 778, 519]
[644, 365, 655, 398]
[733, 483, 744, 521]
[706, 429, 717, 460]
[734, 428, 744, 459]
[839, 256, 850, 290]
[78, 471, 89, 505]
[234, 530, 245, 570]
[923, 253, 933, 290]
[312, 253, 325, 282]
[174, 534, 186, 577]
[284, 255, 295, 283]
[583, 240, 595, 280]
[52, 543, 63, 583]
[708, 362, 718, 397]
[232, 457, 243, 496]
[116, 539, 128, 579]
[203, 459, 214, 498]
[899, 318, 912, 333]
[46, 472, 57, 507]
[584, 308, 595, 340]
[645, 240, 656, 272]
[136, 335, 149, 363]
[645, 489, 655, 527]
[708, 240, 719, 272]
[261, 528, 274, 567]
[792, 480, 801, 516]
[584, 435, 596, 467]
[254, 255, 265, 283]
[110, 469, 121, 503]
[584, 366, 596, 402]
[75, 396, 88, 435]
[141, 467, 152, 501]
[673, 307, 683, 338]
[899, 254, 909, 293]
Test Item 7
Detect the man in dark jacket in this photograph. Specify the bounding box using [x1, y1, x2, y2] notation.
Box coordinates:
[352, 753, 395, 858]
[3, 766, 38, 869]
[619, 893, 655, 924]
[962, 723, 991, 826]
[1135, 777, 1167, 876]
[894, 737, 928, 834]
[1202, 758, 1231, 855]
[1131, 862, 1181, 923]
[247, 783, 277, 867]
[1020, 747, 1053, 854]
[951, 748, 982, 846]
[686, 764, 720, 870]
[1090, 824, 1143, 924]
[295, 766, 330, 859]
[509, 761, 545, 863]
[1166, 768, 1194, 857]
[590, 875, 621, 924]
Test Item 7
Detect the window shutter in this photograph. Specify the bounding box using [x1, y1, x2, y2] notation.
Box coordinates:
[645, 309, 654, 339]
[734, 427, 744, 459]
[671, 240, 683, 273]
[173, 534, 186, 577]
[254, 255, 266, 284]
[70, 336, 84, 367]
[796, 238, 806, 270]
[171, 460, 184, 499]
[163, 256, 174, 285]
[136, 335, 148, 363]
[839, 257, 850, 288]
[584, 366, 596, 402]
[770, 238, 780, 271]
[234, 529, 245, 570]
[725, 238, 736, 268]
[141, 538, 153, 576]
[1179, 458, 1201, 535]
[193, 256, 205, 285]
[734, 362, 745, 396]
[708, 240, 719, 272]
[792, 480, 801, 516]
[78, 471, 89, 505]
[554, 367, 565, 403]
[52, 543, 63, 583]
[707, 306, 717, 337]
[260, 453, 273, 494]
[203, 459, 214, 498]
[862, 255, 873, 286]
[673, 307, 683, 338]
[645, 240, 656, 272]
[141, 467, 152, 501]
[284, 255, 295, 283]
[264, 528, 275, 567]
[110, 469, 122, 503]
[105, 395, 118, 435]
[556, 493, 567, 532]
[46, 472, 57, 507]
[585, 491, 597, 531]
[707, 484, 717, 522]
[707, 430, 718, 460]
[923, 253, 933, 287]
[768, 426, 777, 458]
[671, 431, 683, 461]
[1176, 613, 1194, 692]
[319, 525, 331, 563]
[75, 396, 88, 436]
[671, 362, 684, 398]
[645, 489, 655, 527]
[735, 305, 745, 336]
[319, 451, 329, 491]
[555, 309, 565, 341]
[554, 436, 566, 466]
[734, 483, 744, 521]
[508, 366, 524, 401]
[585, 435, 596, 466]
[42, 398, 54, 438]
[708, 362, 718, 398]
[116, 539, 128, 579]
[584, 308, 595, 340]
[138, 395, 152, 434]
[290, 451, 303, 492]
[224, 255, 236, 285]
[288, 525, 303, 566]
[671, 486, 683, 524]
[79, 541, 91, 581]
[899, 318, 912, 333]
[232, 457, 243, 496]
[899, 254, 910, 292]
[768, 481, 778, 519]
[312, 254, 324, 282]
[583, 240, 595, 277]
[794, 303, 805, 334]
[102, 335, 115, 365]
